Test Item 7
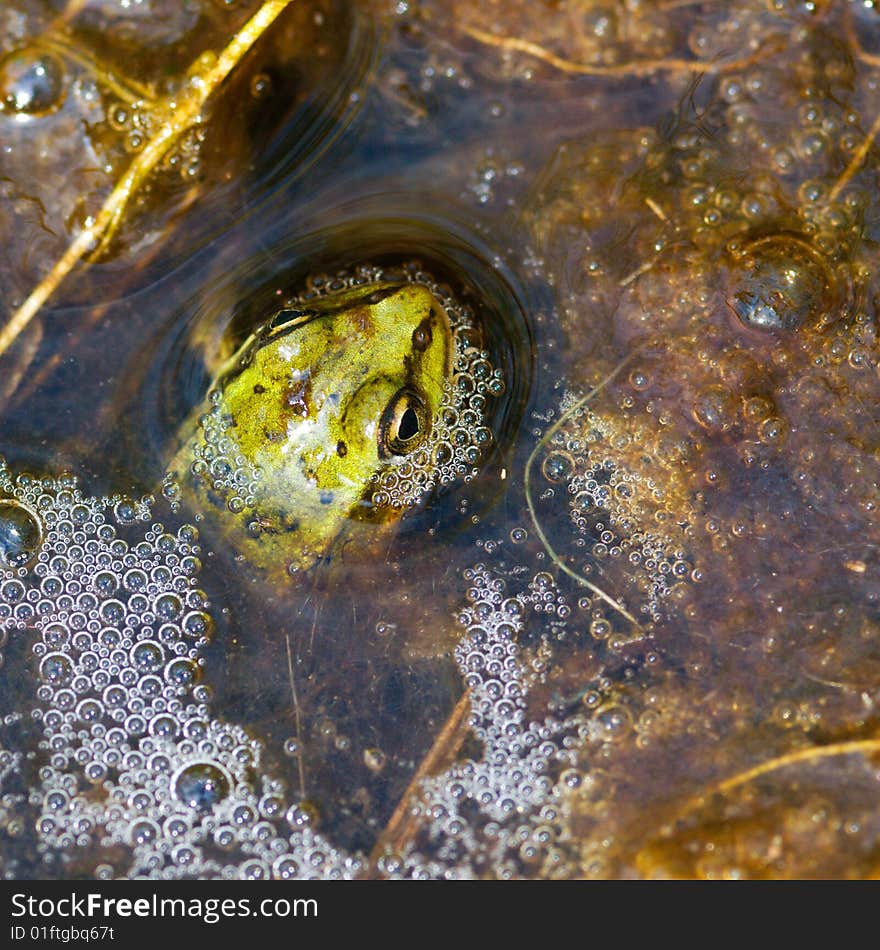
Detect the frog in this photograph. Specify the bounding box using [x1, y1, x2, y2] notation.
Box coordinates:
[165, 278, 457, 578]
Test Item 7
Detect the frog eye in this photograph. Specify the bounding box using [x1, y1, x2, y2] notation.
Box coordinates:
[379, 388, 429, 457]
[262, 308, 314, 338]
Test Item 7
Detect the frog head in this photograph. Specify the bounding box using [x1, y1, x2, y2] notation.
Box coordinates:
[171, 280, 456, 575]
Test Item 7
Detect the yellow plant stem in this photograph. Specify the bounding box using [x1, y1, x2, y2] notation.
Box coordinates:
[0, 0, 295, 361]
[460, 24, 783, 79]
[828, 108, 880, 204]
[666, 738, 880, 834]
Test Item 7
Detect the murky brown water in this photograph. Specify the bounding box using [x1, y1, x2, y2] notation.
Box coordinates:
[2, 0, 880, 879]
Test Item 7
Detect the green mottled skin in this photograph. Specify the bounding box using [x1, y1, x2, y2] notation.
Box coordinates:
[171, 281, 453, 576]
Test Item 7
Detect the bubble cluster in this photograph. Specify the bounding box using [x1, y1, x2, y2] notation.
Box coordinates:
[374, 561, 642, 879]
[464, 150, 526, 207]
[186, 391, 262, 516]
[0, 453, 611, 880]
[104, 94, 206, 173]
[0, 458, 357, 879]
[524, 8, 872, 369]
[0, 448, 651, 879]
[536, 392, 694, 623]
[369, 564, 569, 877]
